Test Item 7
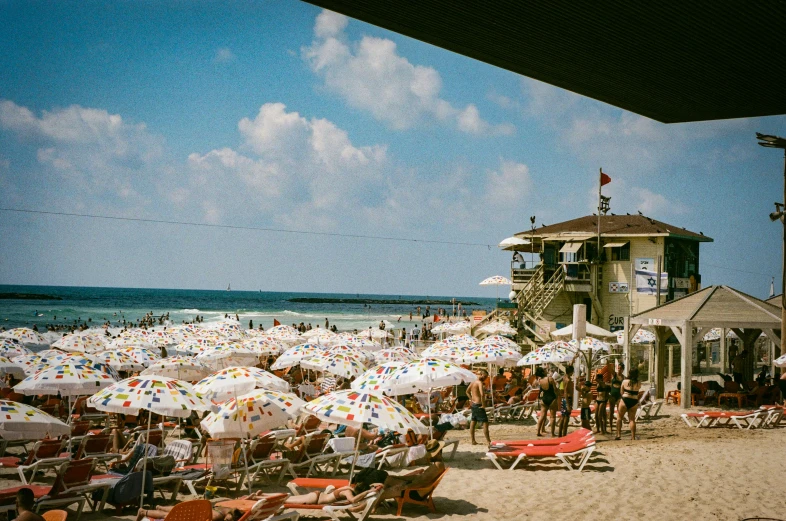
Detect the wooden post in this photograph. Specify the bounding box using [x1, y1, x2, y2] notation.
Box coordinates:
[705, 341, 712, 370]
[654, 328, 667, 399]
[667, 345, 674, 379]
[680, 321, 693, 409]
[623, 317, 632, 374]
[719, 329, 727, 372]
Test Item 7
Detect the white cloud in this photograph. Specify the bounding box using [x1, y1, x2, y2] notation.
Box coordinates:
[213, 47, 236, 63]
[484, 161, 531, 205]
[302, 10, 513, 135]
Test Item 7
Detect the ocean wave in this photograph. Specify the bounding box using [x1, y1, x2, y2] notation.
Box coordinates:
[281, 310, 303, 316]
[181, 309, 200, 313]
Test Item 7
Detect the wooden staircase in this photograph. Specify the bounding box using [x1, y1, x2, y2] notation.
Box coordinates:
[514, 265, 567, 347]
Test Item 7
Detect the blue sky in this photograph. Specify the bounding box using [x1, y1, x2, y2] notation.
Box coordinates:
[1, 1, 785, 299]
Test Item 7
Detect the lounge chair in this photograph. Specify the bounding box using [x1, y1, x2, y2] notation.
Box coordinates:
[73, 434, 121, 472]
[283, 486, 383, 521]
[35, 458, 115, 520]
[635, 400, 663, 421]
[759, 405, 784, 428]
[143, 499, 213, 521]
[18, 438, 70, 484]
[491, 428, 594, 448]
[680, 410, 764, 429]
[289, 432, 345, 478]
[393, 467, 448, 516]
[239, 435, 294, 488]
[486, 432, 596, 471]
[215, 494, 298, 521]
[42, 510, 68, 521]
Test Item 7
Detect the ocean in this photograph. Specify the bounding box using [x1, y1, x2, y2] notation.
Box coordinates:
[0, 285, 497, 333]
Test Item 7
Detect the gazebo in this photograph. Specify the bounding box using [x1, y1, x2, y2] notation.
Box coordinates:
[621, 286, 781, 408]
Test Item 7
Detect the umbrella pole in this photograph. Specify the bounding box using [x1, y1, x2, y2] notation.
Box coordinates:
[65, 395, 76, 453]
[347, 426, 362, 482]
[428, 387, 433, 440]
[139, 411, 152, 510]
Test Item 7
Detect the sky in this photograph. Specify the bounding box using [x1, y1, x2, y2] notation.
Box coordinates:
[1, 1, 785, 299]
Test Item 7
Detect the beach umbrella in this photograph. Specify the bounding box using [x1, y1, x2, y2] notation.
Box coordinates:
[195, 346, 260, 371]
[517, 342, 575, 366]
[1, 340, 34, 359]
[14, 363, 117, 397]
[200, 389, 305, 438]
[358, 328, 391, 340]
[193, 366, 290, 402]
[172, 339, 215, 355]
[0, 401, 70, 440]
[774, 353, 786, 368]
[384, 358, 477, 396]
[304, 390, 428, 478]
[241, 338, 286, 357]
[270, 344, 324, 371]
[498, 236, 530, 249]
[457, 344, 522, 365]
[302, 327, 334, 339]
[0, 328, 47, 346]
[325, 345, 375, 364]
[92, 350, 143, 371]
[0, 357, 26, 380]
[301, 353, 367, 379]
[34, 349, 66, 358]
[483, 335, 520, 350]
[702, 328, 722, 342]
[119, 347, 161, 368]
[10, 355, 63, 376]
[373, 348, 416, 364]
[140, 356, 213, 382]
[479, 275, 512, 301]
[552, 323, 617, 341]
[568, 337, 611, 352]
[340, 336, 383, 351]
[88, 375, 216, 509]
[478, 321, 518, 336]
[51, 333, 108, 354]
[351, 362, 403, 393]
[615, 329, 657, 345]
[59, 354, 121, 380]
[107, 338, 157, 351]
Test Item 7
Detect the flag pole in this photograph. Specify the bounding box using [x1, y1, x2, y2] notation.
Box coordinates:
[597, 169, 603, 316]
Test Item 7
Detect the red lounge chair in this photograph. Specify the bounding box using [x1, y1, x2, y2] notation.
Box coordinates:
[74, 434, 121, 471]
[146, 499, 213, 521]
[215, 494, 297, 521]
[394, 467, 448, 516]
[17, 438, 70, 484]
[486, 435, 596, 472]
[680, 410, 763, 429]
[286, 477, 349, 495]
[491, 428, 594, 448]
[283, 486, 383, 521]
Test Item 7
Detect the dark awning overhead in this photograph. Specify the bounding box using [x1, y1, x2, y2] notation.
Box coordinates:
[302, 0, 786, 123]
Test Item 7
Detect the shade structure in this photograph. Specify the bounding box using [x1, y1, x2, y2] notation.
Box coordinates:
[51, 333, 107, 354]
[0, 339, 33, 359]
[140, 356, 213, 382]
[193, 366, 290, 402]
[0, 400, 70, 440]
[551, 323, 617, 340]
[517, 342, 575, 366]
[195, 346, 260, 371]
[14, 363, 117, 397]
[87, 375, 215, 418]
[303, 390, 428, 434]
[119, 347, 161, 368]
[384, 359, 477, 396]
[200, 390, 305, 438]
[301, 353, 367, 379]
[0, 328, 46, 345]
[0, 357, 26, 379]
[615, 329, 656, 345]
[351, 362, 404, 394]
[478, 321, 518, 336]
[271, 344, 325, 371]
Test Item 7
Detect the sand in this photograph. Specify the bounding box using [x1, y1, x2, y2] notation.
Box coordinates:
[3, 403, 783, 521]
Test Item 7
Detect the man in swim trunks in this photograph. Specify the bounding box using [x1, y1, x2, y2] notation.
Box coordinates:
[467, 369, 490, 446]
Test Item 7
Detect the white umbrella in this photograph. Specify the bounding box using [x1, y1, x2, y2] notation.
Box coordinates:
[0, 357, 26, 379]
[478, 321, 518, 336]
[775, 353, 786, 368]
[271, 344, 325, 371]
[350, 362, 404, 393]
[384, 358, 477, 396]
[193, 366, 290, 402]
[0, 401, 70, 440]
[140, 356, 213, 382]
[14, 363, 117, 397]
[1, 340, 34, 359]
[200, 389, 305, 438]
[0, 328, 47, 346]
[498, 236, 531, 250]
[88, 375, 216, 508]
[614, 329, 656, 344]
[51, 333, 108, 353]
[479, 275, 512, 301]
[301, 352, 367, 379]
[195, 346, 260, 371]
[517, 342, 575, 366]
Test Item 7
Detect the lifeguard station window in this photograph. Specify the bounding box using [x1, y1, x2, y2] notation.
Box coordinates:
[604, 242, 630, 261]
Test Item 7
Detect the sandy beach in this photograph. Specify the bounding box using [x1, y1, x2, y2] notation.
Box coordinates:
[4, 402, 783, 521]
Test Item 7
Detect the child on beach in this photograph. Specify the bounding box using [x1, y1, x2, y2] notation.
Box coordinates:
[579, 380, 593, 430]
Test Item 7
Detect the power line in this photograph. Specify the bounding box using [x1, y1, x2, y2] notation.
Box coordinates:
[702, 262, 771, 277]
[0, 207, 497, 249]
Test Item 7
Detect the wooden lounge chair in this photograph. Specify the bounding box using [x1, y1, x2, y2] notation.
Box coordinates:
[18, 438, 70, 484]
[393, 467, 448, 516]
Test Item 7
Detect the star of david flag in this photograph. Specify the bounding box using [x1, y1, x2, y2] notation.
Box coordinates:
[635, 269, 668, 294]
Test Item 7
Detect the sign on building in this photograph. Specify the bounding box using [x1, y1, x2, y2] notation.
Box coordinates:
[635, 258, 667, 294]
[608, 282, 629, 293]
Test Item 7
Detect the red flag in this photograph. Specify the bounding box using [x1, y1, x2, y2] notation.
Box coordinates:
[433, 314, 440, 322]
[600, 170, 611, 186]
[273, 318, 281, 326]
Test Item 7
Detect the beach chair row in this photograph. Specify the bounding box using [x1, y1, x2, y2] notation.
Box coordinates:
[680, 405, 784, 430]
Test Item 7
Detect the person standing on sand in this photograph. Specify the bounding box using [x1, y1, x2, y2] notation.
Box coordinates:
[535, 366, 558, 437]
[615, 367, 642, 440]
[557, 366, 575, 438]
[468, 369, 490, 446]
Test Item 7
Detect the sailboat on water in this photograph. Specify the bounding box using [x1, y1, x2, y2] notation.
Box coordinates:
[227, 283, 231, 292]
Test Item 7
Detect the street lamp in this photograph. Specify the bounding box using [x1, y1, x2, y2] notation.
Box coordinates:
[757, 132, 786, 356]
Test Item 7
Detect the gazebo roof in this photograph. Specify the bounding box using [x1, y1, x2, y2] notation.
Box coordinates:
[630, 285, 780, 329]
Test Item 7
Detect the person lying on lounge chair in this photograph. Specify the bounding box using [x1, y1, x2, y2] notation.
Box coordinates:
[137, 491, 274, 521]
[353, 463, 446, 500]
[287, 474, 383, 509]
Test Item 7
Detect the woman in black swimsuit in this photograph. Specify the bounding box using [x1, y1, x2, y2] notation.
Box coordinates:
[607, 363, 623, 432]
[615, 367, 642, 440]
[535, 367, 558, 437]
[594, 372, 608, 435]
